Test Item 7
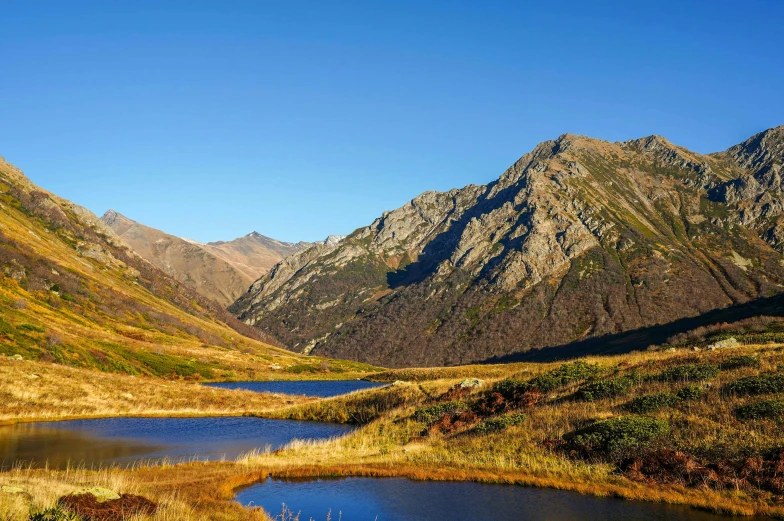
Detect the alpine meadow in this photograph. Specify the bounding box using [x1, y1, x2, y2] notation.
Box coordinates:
[2, 2, 784, 521]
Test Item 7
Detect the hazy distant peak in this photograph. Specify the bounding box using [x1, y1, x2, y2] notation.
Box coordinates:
[100, 209, 133, 226]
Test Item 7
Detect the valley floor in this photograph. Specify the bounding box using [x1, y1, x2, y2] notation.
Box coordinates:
[3, 345, 784, 520]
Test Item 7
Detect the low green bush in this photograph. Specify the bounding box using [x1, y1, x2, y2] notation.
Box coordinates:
[527, 361, 600, 392]
[623, 392, 678, 414]
[654, 363, 719, 382]
[722, 374, 784, 396]
[493, 361, 600, 398]
[734, 399, 784, 421]
[675, 384, 706, 401]
[284, 363, 319, 374]
[622, 385, 705, 413]
[719, 355, 760, 371]
[28, 507, 81, 521]
[492, 378, 529, 398]
[413, 401, 468, 424]
[576, 372, 641, 401]
[17, 323, 45, 333]
[563, 415, 670, 459]
[474, 412, 526, 434]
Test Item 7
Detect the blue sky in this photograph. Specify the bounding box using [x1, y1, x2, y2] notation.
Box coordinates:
[1, 1, 782, 243]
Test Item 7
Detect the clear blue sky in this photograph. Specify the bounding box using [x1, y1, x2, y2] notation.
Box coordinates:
[1, 1, 782, 243]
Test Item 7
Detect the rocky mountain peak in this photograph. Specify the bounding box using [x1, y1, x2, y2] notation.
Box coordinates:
[322, 235, 346, 247]
[725, 125, 784, 173]
[231, 126, 784, 368]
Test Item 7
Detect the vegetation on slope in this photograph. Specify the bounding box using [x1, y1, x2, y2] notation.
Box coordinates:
[4, 343, 784, 519]
[0, 157, 378, 381]
[232, 128, 784, 367]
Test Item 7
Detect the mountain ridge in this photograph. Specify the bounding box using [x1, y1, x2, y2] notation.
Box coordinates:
[231, 126, 784, 367]
[101, 211, 309, 306]
[0, 156, 312, 379]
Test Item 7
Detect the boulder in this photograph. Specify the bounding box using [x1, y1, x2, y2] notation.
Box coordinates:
[707, 337, 739, 350]
[72, 487, 120, 502]
[456, 378, 484, 389]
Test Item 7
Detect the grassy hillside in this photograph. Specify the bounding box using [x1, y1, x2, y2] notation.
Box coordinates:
[0, 357, 315, 425]
[0, 156, 377, 380]
[5, 342, 784, 520]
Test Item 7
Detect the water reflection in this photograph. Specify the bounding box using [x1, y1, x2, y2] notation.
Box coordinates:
[0, 417, 353, 470]
[237, 477, 754, 521]
[205, 380, 384, 398]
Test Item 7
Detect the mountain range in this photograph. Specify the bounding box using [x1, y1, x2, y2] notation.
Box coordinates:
[230, 126, 784, 367]
[101, 210, 309, 306]
[0, 155, 338, 379]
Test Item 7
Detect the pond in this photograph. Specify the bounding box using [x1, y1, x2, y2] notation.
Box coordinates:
[0, 417, 352, 470]
[237, 477, 751, 521]
[204, 380, 384, 397]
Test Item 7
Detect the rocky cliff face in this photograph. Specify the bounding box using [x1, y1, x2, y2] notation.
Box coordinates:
[230, 127, 784, 367]
[101, 213, 308, 306]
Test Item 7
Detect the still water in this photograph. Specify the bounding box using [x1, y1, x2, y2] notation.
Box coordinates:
[0, 417, 352, 470]
[205, 380, 384, 397]
[237, 477, 750, 521]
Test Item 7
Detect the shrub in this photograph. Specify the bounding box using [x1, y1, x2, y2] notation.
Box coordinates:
[576, 373, 641, 401]
[493, 361, 600, 399]
[654, 363, 719, 382]
[674, 385, 706, 401]
[492, 378, 529, 398]
[28, 507, 81, 521]
[284, 364, 319, 374]
[623, 392, 678, 414]
[527, 361, 600, 392]
[722, 374, 784, 396]
[719, 355, 760, 371]
[474, 412, 526, 434]
[413, 401, 468, 424]
[18, 323, 45, 333]
[622, 386, 705, 413]
[563, 415, 670, 460]
[734, 399, 784, 421]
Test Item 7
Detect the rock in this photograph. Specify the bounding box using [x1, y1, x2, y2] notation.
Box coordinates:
[72, 487, 120, 502]
[9, 354, 23, 361]
[269, 363, 282, 370]
[2, 260, 26, 281]
[25, 373, 40, 379]
[456, 378, 484, 388]
[707, 337, 740, 350]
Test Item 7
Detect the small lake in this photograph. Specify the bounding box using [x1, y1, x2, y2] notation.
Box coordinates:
[0, 417, 352, 470]
[237, 477, 750, 521]
[205, 380, 385, 397]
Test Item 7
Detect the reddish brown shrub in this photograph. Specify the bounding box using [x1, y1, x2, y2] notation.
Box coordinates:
[620, 448, 784, 494]
[57, 493, 157, 521]
[428, 411, 479, 435]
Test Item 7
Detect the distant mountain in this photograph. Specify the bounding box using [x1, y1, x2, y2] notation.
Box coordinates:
[230, 126, 784, 367]
[101, 212, 308, 306]
[0, 155, 304, 378]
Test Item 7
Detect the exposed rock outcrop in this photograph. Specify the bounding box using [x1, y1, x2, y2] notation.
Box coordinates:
[231, 127, 784, 367]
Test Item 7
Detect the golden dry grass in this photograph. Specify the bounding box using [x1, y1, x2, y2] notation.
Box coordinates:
[0, 358, 316, 425]
[4, 344, 784, 520]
